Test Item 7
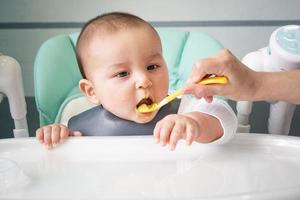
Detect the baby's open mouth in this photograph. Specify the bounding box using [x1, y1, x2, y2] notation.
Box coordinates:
[136, 97, 154, 109]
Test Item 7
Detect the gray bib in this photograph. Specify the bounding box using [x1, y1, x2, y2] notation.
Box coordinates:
[68, 99, 180, 136]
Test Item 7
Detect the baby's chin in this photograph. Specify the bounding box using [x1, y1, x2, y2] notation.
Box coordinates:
[133, 111, 158, 124]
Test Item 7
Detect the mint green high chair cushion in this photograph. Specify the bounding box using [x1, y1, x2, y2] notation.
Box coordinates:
[34, 28, 223, 126]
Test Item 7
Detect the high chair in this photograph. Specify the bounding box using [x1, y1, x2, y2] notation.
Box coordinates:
[237, 25, 300, 135]
[34, 29, 224, 126]
[0, 54, 29, 137]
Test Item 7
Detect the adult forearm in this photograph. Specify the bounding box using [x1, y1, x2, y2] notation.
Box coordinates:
[254, 70, 300, 104]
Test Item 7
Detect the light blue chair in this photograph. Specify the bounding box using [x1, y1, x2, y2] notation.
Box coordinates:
[34, 28, 223, 126]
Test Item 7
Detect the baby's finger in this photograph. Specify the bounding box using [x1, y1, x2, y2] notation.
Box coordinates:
[169, 123, 185, 151]
[36, 128, 44, 144]
[43, 126, 52, 149]
[153, 120, 162, 144]
[72, 131, 82, 137]
[59, 127, 70, 143]
[159, 120, 175, 146]
[186, 123, 197, 146]
[51, 125, 61, 147]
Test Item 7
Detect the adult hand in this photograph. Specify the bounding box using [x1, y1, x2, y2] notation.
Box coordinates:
[184, 49, 260, 102]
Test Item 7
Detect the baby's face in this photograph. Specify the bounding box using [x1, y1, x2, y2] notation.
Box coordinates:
[84, 26, 169, 123]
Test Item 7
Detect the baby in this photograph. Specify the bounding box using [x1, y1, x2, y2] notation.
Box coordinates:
[36, 12, 237, 150]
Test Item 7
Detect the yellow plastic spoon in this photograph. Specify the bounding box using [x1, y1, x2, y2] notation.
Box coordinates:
[136, 76, 228, 113]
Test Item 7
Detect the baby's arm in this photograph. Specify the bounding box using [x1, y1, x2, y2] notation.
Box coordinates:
[184, 111, 223, 143]
[154, 96, 237, 150]
[36, 124, 81, 149]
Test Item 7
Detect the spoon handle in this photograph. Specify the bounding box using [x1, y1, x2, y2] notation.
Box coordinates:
[157, 89, 182, 108]
[158, 76, 228, 108]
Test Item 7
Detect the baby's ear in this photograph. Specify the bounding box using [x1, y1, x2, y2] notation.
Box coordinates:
[79, 79, 100, 105]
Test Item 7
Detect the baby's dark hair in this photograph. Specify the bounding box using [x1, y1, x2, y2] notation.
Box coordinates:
[76, 12, 157, 79]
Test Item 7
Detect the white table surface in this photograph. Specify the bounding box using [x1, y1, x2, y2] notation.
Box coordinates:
[1, 133, 300, 200]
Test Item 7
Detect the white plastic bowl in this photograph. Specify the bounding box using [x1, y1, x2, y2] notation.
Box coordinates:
[0, 133, 300, 199]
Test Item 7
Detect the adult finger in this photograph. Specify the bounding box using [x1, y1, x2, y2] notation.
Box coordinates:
[187, 58, 224, 84]
[183, 84, 223, 99]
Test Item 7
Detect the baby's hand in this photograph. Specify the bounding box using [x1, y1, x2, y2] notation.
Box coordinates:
[153, 114, 200, 150]
[36, 124, 81, 149]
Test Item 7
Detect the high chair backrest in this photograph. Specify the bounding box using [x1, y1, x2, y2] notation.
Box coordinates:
[34, 29, 223, 126]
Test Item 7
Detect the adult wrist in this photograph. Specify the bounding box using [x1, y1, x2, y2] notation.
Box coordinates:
[251, 71, 267, 101]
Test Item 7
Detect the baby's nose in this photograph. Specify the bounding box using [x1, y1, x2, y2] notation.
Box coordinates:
[135, 74, 152, 89]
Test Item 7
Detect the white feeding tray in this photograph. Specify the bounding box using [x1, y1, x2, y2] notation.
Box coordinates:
[0, 133, 300, 200]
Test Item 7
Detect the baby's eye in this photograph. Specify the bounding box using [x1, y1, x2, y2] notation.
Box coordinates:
[147, 64, 159, 71]
[116, 71, 130, 78]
